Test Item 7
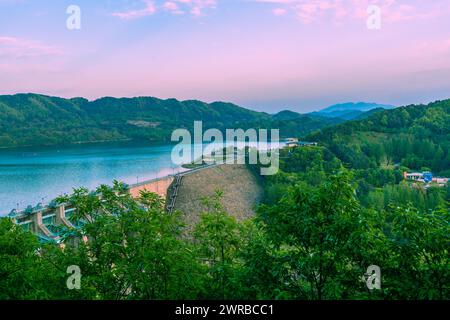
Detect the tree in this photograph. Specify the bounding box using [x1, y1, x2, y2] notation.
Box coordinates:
[0, 218, 67, 299]
[54, 182, 204, 299]
[381, 205, 450, 299]
[251, 170, 366, 299]
[193, 190, 246, 299]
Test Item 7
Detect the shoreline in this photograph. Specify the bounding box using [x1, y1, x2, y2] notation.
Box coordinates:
[0, 138, 175, 152]
[0, 137, 292, 152]
[0, 141, 287, 215]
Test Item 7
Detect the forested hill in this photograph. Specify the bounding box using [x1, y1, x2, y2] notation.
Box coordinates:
[307, 99, 450, 175]
[0, 93, 341, 148]
[0, 94, 268, 148]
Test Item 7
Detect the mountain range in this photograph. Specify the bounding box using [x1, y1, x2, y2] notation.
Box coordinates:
[309, 102, 396, 120]
[0, 93, 395, 148]
[307, 99, 450, 175]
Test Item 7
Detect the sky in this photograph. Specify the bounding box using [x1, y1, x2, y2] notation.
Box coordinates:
[0, 0, 449, 113]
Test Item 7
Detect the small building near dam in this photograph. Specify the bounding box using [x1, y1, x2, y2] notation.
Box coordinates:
[403, 171, 449, 187]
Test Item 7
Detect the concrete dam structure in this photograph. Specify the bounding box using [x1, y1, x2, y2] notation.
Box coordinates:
[128, 175, 175, 199]
[7, 164, 264, 242]
[8, 173, 179, 243]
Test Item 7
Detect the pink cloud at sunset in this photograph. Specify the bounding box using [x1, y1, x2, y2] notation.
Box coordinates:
[0, 36, 64, 58]
[253, 0, 450, 24]
[112, 0, 157, 20]
[112, 0, 217, 19]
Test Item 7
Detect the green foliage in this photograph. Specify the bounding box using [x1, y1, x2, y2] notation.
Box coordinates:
[0, 218, 70, 299]
[308, 99, 450, 175]
[261, 146, 342, 205]
[360, 183, 448, 212]
[0, 98, 449, 300]
[0, 93, 337, 148]
[6, 183, 204, 300]
[244, 171, 449, 300]
[62, 185, 205, 299]
[380, 205, 450, 299]
[250, 171, 366, 299]
[193, 191, 247, 299]
[1, 175, 448, 300]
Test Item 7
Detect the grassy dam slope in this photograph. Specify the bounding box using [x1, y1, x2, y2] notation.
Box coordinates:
[169, 164, 263, 228]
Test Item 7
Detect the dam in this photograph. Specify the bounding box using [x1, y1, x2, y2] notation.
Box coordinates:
[7, 172, 182, 243]
[7, 163, 263, 242]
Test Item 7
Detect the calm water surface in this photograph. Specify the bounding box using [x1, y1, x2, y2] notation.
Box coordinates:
[0, 142, 185, 215]
[0, 140, 284, 215]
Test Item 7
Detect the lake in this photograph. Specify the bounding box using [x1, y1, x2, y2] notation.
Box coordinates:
[0, 142, 189, 215]
[0, 140, 284, 215]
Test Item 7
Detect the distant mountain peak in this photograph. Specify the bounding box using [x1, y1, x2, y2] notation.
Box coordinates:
[318, 102, 396, 114]
[307, 102, 396, 121]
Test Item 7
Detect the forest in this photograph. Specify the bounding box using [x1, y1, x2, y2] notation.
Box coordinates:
[1, 167, 448, 300]
[0, 99, 449, 300]
[0, 93, 340, 148]
[308, 99, 450, 176]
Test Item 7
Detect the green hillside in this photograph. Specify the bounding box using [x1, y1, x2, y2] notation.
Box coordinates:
[0, 93, 337, 148]
[1, 98, 449, 301]
[307, 99, 450, 176]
